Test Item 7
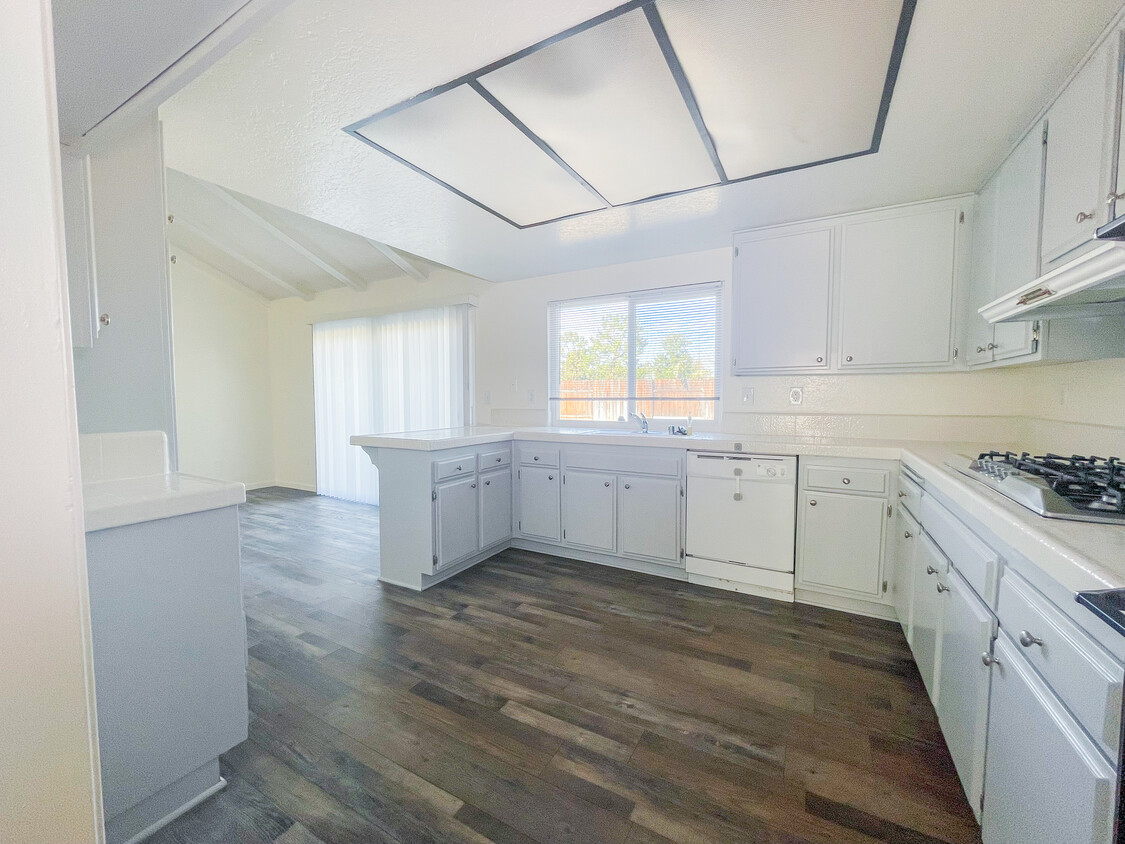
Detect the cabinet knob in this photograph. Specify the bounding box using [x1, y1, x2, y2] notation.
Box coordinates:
[842, 477, 850, 485]
[484, 480, 490, 486]
[470, 483, 476, 489]
[926, 565, 938, 575]
[809, 499, 817, 506]
[624, 483, 631, 490]
[976, 346, 986, 354]
[1076, 210, 1095, 223]
[1018, 630, 1044, 648]
[904, 530, 913, 539]
[898, 491, 907, 498]
[816, 356, 823, 363]
[987, 342, 996, 350]
[496, 457, 502, 463]
[936, 582, 950, 594]
[604, 481, 611, 487]
[456, 465, 462, 471]
[1108, 191, 1125, 204]
[533, 456, 540, 461]
[99, 313, 111, 327]
[845, 355, 853, 362]
[982, 653, 1001, 667]
[548, 474, 554, 481]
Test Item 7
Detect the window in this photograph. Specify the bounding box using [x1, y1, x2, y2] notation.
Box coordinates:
[312, 304, 472, 505]
[548, 283, 721, 424]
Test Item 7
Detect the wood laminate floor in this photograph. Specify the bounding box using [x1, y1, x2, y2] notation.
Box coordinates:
[150, 487, 981, 844]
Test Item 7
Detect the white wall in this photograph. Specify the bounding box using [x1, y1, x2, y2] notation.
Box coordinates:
[170, 257, 275, 486]
[73, 113, 177, 462]
[1, 0, 103, 839]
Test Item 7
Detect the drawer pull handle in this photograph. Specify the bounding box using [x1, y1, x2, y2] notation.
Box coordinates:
[496, 457, 503, 463]
[534, 456, 540, 461]
[1018, 630, 1044, 648]
[904, 530, 913, 539]
[982, 653, 1001, 668]
[456, 465, 462, 471]
[926, 565, 938, 575]
[842, 477, 850, 485]
[936, 582, 950, 594]
[898, 491, 907, 498]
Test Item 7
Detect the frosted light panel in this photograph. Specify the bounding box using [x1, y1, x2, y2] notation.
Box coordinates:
[656, 0, 901, 179]
[478, 9, 720, 205]
[354, 86, 604, 226]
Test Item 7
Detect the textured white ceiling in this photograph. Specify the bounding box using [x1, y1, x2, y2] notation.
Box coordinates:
[160, 0, 1125, 282]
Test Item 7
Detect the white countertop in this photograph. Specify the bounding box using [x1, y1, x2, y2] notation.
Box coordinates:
[83, 472, 246, 533]
[352, 425, 1125, 594]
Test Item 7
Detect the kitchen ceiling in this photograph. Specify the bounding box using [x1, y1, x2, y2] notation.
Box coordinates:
[347, 0, 909, 228]
[160, 0, 1125, 282]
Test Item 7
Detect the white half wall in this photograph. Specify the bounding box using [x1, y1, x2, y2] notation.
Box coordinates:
[170, 257, 275, 487]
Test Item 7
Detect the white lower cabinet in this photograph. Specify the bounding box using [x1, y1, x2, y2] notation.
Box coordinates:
[936, 567, 994, 822]
[911, 535, 947, 701]
[982, 635, 1116, 844]
[890, 505, 919, 644]
[619, 475, 680, 565]
[434, 476, 480, 570]
[479, 470, 512, 550]
[796, 491, 886, 598]
[562, 470, 616, 552]
[517, 465, 561, 541]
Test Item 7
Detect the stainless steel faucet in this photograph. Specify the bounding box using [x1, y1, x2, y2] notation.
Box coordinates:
[629, 410, 648, 433]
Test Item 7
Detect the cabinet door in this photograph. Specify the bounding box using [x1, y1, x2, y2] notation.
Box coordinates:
[839, 207, 958, 368]
[796, 491, 886, 600]
[434, 476, 480, 569]
[562, 470, 616, 552]
[990, 123, 1044, 362]
[1041, 36, 1118, 265]
[517, 466, 561, 542]
[936, 568, 993, 821]
[732, 228, 832, 371]
[479, 469, 512, 550]
[911, 535, 947, 702]
[619, 476, 680, 565]
[60, 152, 99, 349]
[890, 506, 920, 643]
[966, 178, 999, 367]
[982, 636, 1116, 844]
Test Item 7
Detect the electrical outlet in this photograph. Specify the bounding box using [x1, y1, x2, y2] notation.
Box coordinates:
[789, 387, 803, 406]
[741, 386, 754, 405]
[483, 391, 491, 405]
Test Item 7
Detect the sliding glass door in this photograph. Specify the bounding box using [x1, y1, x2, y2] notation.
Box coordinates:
[312, 304, 471, 504]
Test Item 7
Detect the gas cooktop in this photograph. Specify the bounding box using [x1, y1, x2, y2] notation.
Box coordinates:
[951, 452, 1125, 525]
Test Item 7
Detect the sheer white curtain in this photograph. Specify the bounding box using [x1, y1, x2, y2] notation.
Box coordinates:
[313, 304, 470, 505]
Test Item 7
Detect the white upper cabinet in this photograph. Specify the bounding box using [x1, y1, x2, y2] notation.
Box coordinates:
[732, 228, 832, 372]
[838, 205, 959, 369]
[966, 178, 1000, 367]
[1040, 33, 1122, 266]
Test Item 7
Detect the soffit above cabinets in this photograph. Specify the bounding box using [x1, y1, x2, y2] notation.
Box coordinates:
[345, 0, 914, 228]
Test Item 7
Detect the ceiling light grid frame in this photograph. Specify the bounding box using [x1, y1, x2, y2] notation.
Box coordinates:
[343, 0, 917, 229]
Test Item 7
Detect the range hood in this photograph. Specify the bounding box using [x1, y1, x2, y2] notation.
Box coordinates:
[979, 239, 1125, 322]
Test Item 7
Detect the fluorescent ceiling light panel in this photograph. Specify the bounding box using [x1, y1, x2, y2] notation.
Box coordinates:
[354, 85, 604, 226]
[656, 0, 902, 180]
[478, 8, 720, 206]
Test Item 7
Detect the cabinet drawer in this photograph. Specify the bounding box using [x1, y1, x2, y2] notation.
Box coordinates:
[920, 495, 1000, 607]
[434, 455, 477, 481]
[568, 448, 682, 477]
[897, 474, 923, 519]
[479, 449, 511, 470]
[805, 465, 887, 494]
[998, 570, 1124, 756]
[517, 444, 559, 468]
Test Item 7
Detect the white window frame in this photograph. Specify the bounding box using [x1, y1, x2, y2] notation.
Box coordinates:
[547, 282, 723, 429]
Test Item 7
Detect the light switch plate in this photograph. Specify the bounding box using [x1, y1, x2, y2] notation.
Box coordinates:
[789, 387, 803, 405]
[741, 386, 754, 405]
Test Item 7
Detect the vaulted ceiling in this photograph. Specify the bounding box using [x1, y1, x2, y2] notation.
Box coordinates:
[160, 0, 1125, 282]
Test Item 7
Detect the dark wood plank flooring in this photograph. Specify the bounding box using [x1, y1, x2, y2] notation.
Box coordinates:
[150, 487, 980, 844]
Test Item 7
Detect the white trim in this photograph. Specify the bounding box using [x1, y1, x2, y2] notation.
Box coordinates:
[310, 294, 479, 325]
[120, 777, 227, 844]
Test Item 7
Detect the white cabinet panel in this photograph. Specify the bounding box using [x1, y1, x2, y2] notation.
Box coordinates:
[619, 475, 680, 565]
[435, 476, 480, 570]
[796, 491, 885, 599]
[936, 568, 993, 821]
[517, 465, 561, 542]
[563, 470, 616, 552]
[732, 228, 832, 371]
[1041, 35, 1118, 265]
[479, 469, 512, 550]
[60, 152, 99, 349]
[839, 206, 958, 368]
[966, 177, 998, 367]
[982, 636, 1116, 844]
[890, 505, 919, 643]
[911, 535, 947, 702]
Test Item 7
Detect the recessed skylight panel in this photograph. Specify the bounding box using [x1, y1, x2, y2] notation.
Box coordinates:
[656, 0, 903, 179]
[354, 85, 604, 227]
[477, 8, 720, 206]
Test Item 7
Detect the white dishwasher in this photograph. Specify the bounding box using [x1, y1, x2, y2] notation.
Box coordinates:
[685, 451, 797, 601]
